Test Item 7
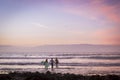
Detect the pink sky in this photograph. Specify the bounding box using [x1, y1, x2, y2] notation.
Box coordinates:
[0, 0, 120, 46]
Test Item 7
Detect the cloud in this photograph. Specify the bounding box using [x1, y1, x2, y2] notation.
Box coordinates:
[61, 0, 120, 23]
[92, 26, 120, 45]
[60, 0, 120, 45]
[31, 23, 48, 29]
[91, 0, 120, 23]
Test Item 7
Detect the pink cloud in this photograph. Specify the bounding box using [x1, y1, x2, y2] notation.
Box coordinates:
[61, 0, 120, 23]
[60, 0, 120, 45]
[93, 26, 120, 45]
[93, 2, 120, 23]
[90, 0, 120, 45]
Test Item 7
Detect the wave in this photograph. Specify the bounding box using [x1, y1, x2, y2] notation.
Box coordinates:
[0, 55, 120, 60]
[0, 62, 120, 67]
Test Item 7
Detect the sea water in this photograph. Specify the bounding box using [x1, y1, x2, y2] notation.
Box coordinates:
[0, 52, 120, 75]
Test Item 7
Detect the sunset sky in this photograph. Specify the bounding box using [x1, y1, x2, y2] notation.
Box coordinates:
[0, 0, 120, 46]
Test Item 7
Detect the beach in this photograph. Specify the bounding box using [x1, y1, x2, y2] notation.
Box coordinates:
[0, 52, 120, 75]
[0, 0, 120, 79]
[0, 45, 120, 80]
[0, 71, 120, 80]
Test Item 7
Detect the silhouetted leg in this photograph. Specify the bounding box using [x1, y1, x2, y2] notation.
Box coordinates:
[51, 64, 54, 71]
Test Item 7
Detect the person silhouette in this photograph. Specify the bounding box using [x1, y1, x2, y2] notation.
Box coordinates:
[44, 59, 49, 70]
[55, 58, 59, 68]
[50, 58, 54, 71]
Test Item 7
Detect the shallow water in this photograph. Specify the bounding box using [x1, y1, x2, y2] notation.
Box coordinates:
[0, 52, 120, 75]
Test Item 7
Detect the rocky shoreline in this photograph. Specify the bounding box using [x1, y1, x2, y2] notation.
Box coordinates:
[0, 71, 120, 80]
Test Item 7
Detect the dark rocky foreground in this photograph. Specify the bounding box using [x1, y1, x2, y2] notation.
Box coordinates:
[0, 71, 120, 80]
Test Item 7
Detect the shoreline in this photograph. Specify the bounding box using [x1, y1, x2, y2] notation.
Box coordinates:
[0, 69, 120, 76]
[0, 71, 120, 80]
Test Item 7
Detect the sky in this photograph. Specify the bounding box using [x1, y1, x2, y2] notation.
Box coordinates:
[0, 0, 120, 46]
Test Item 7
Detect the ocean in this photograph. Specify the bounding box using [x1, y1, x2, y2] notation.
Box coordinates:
[0, 52, 120, 75]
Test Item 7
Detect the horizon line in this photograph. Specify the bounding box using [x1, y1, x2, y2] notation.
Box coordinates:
[0, 43, 120, 47]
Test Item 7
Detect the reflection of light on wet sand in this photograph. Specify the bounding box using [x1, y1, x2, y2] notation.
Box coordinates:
[0, 65, 120, 75]
[0, 72, 8, 74]
[91, 66, 120, 71]
[0, 65, 43, 69]
[60, 59, 120, 63]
